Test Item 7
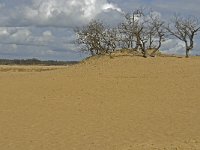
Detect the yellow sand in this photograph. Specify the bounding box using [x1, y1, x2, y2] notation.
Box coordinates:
[0, 56, 200, 150]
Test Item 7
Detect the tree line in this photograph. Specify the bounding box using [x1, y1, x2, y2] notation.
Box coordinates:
[0, 58, 79, 65]
[75, 8, 200, 58]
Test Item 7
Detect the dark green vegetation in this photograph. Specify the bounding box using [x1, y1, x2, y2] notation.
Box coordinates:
[0, 58, 79, 66]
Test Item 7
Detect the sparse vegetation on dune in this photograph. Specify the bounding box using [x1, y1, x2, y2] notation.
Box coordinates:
[75, 8, 200, 58]
[81, 48, 183, 64]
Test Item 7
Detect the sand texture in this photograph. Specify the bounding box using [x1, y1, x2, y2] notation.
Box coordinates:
[0, 56, 200, 150]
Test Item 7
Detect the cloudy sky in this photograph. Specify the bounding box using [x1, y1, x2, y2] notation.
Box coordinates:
[0, 0, 200, 60]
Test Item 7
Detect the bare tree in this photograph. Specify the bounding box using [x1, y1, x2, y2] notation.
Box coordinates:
[118, 9, 166, 58]
[133, 10, 146, 53]
[102, 27, 118, 53]
[118, 15, 134, 49]
[74, 20, 104, 55]
[166, 15, 200, 58]
[118, 9, 151, 58]
[134, 19, 148, 57]
[118, 9, 144, 50]
[147, 12, 166, 57]
[75, 20, 118, 56]
[75, 11, 200, 59]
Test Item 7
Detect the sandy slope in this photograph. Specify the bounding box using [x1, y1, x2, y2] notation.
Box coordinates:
[0, 56, 200, 150]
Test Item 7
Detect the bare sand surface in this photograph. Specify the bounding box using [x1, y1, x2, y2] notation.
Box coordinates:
[0, 56, 200, 150]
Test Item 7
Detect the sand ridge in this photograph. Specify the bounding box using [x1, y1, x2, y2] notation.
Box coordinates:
[0, 56, 200, 150]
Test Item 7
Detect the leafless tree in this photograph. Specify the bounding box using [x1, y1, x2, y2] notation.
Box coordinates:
[118, 8, 166, 58]
[166, 15, 200, 58]
[102, 27, 119, 53]
[75, 11, 200, 59]
[118, 9, 151, 57]
[118, 16, 134, 49]
[118, 9, 145, 50]
[147, 12, 166, 56]
[74, 20, 104, 55]
[139, 26, 149, 58]
[75, 20, 118, 56]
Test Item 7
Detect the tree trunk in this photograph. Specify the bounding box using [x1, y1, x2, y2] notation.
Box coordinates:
[149, 34, 153, 49]
[186, 48, 190, 58]
[143, 49, 147, 58]
[142, 43, 147, 58]
[135, 36, 141, 51]
[150, 38, 161, 57]
[150, 49, 158, 57]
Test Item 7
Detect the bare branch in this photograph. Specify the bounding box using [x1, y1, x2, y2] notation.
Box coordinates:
[166, 14, 200, 57]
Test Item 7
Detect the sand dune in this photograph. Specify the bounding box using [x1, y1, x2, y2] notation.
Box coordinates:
[0, 56, 200, 150]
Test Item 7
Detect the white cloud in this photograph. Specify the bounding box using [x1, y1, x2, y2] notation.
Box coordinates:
[11, 28, 31, 40]
[0, 28, 9, 36]
[0, 27, 83, 60]
[0, 0, 124, 60]
[0, 28, 64, 48]
[0, 0, 122, 28]
[102, 3, 122, 13]
[43, 31, 52, 37]
[0, 0, 200, 60]
[161, 39, 186, 55]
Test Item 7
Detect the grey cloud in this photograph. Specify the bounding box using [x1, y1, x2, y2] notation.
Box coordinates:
[0, 26, 83, 60]
[0, 0, 122, 28]
[0, 0, 200, 60]
[96, 9, 124, 26]
[161, 39, 185, 55]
